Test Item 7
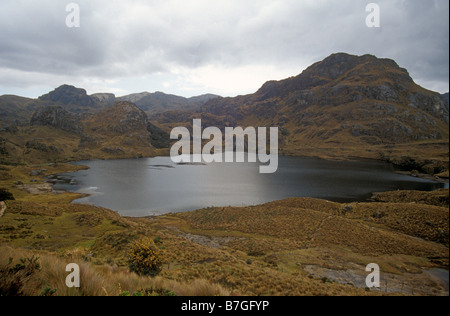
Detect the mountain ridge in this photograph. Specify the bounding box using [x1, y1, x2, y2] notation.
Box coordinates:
[0, 52, 449, 175]
[152, 53, 449, 175]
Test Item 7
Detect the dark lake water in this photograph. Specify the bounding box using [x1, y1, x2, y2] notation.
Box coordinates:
[52, 156, 447, 217]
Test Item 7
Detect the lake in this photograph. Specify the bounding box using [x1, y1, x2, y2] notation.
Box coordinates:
[51, 156, 447, 217]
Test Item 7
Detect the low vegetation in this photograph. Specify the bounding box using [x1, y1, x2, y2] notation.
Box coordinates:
[0, 162, 448, 296]
[0, 188, 14, 201]
[127, 237, 163, 277]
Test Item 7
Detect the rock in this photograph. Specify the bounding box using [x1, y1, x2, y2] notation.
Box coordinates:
[0, 122, 18, 133]
[342, 205, 354, 215]
[30, 169, 47, 177]
[411, 170, 419, 177]
[30, 106, 83, 135]
[38, 84, 95, 108]
[16, 183, 54, 195]
[372, 211, 387, 219]
[264, 254, 279, 266]
[91, 93, 116, 106]
[101, 147, 125, 155]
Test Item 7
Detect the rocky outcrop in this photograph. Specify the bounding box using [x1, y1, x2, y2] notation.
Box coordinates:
[39, 84, 95, 108]
[30, 106, 83, 135]
[0, 121, 18, 133]
[91, 93, 116, 107]
[406, 92, 449, 124]
[25, 139, 62, 153]
[0, 138, 8, 155]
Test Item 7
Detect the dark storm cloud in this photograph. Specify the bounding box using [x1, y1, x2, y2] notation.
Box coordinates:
[0, 0, 448, 97]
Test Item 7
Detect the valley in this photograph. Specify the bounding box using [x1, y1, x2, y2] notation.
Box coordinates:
[0, 53, 449, 296]
[1, 53, 448, 176]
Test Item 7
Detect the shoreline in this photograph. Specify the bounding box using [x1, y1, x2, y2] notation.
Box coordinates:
[43, 155, 449, 219]
[2, 161, 449, 297]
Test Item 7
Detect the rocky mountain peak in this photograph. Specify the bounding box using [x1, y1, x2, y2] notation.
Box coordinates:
[199, 52, 448, 161]
[91, 93, 116, 106]
[38, 84, 95, 107]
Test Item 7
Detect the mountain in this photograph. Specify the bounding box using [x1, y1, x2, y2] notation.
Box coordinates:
[198, 53, 448, 127]
[14, 85, 220, 117]
[0, 53, 448, 175]
[116, 92, 151, 104]
[443, 92, 449, 105]
[154, 53, 449, 174]
[188, 94, 222, 104]
[0, 100, 166, 164]
[0, 95, 39, 131]
[38, 85, 98, 111]
[1, 85, 111, 131]
[1, 85, 220, 122]
[90, 93, 116, 107]
[0, 86, 217, 163]
[118, 91, 220, 116]
[79, 101, 158, 158]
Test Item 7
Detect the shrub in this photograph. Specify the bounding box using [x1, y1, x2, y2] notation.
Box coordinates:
[40, 286, 57, 297]
[0, 188, 14, 202]
[0, 256, 40, 296]
[127, 238, 162, 277]
[119, 288, 176, 297]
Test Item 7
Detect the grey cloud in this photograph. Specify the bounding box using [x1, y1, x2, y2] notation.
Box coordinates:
[0, 0, 448, 95]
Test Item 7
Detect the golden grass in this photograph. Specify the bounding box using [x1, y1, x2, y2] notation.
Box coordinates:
[1, 165, 448, 296]
[0, 245, 230, 296]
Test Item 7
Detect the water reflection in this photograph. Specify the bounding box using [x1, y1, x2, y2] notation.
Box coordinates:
[52, 156, 447, 217]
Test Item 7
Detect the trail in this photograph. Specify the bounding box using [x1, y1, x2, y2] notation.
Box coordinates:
[0, 201, 6, 218]
[302, 214, 334, 249]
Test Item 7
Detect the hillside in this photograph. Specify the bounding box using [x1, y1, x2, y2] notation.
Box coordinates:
[1, 52, 449, 296]
[1, 53, 449, 175]
[152, 53, 449, 175]
[0, 101, 170, 164]
[0, 163, 448, 296]
[118, 91, 220, 116]
[0, 85, 220, 164]
[0, 95, 40, 129]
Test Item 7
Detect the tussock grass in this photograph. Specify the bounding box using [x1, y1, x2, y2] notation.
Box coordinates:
[0, 246, 230, 296]
[1, 170, 448, 296]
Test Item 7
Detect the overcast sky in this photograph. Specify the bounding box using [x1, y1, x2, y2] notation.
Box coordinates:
[0, 0, 448, 98]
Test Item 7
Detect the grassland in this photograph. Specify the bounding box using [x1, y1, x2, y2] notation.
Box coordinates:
[0, 163, 448, 296]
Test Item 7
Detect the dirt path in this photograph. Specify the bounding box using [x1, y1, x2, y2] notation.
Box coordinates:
[0, 201, 6, 218]
[180, 232, 237, 249]
[304, 264, 449, 296]
[302, 214, 333, 249]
